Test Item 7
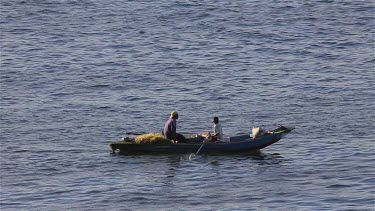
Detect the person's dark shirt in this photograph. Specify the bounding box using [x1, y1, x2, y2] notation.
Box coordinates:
[164, 118, 176, 139]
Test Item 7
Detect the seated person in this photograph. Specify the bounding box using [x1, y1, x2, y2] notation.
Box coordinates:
[163, 111, 186, 143]
[212, 116, 223, 142]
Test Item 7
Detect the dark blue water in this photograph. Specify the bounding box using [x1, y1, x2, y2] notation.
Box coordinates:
[1, 0, 374, 210]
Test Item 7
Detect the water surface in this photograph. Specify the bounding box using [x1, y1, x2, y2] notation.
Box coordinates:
[1, 0, 374, 210]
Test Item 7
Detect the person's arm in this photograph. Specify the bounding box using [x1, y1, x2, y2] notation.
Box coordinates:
[171, 119, 177, 139]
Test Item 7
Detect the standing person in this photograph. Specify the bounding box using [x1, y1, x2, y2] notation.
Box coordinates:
[212, 116, 223, 142]
[163, 111, 186, 143]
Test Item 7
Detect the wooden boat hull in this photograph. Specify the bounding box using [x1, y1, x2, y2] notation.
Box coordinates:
[110, 126, 294, 154]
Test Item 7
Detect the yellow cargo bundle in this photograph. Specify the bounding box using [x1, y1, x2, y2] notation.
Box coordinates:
[134, 133, 173, 145]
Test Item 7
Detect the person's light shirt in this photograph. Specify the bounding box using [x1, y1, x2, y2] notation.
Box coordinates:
[213, 123, 223, 137]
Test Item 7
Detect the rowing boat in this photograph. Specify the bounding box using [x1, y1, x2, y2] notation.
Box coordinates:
[109, 126, 294, 154]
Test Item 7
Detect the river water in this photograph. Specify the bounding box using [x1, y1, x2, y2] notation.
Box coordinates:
[1, 0, 374, 210]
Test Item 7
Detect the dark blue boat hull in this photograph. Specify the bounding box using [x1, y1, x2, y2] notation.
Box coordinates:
[110, 129, 292, 154]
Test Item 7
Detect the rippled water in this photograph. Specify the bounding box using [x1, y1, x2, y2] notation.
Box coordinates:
[1, 0, 374, 210]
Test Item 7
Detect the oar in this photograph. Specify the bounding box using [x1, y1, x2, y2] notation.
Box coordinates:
[195, 140, 207, 155]
[187, 139, 208, 160]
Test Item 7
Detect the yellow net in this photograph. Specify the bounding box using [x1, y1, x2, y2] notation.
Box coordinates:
[134, 133, 173, 145]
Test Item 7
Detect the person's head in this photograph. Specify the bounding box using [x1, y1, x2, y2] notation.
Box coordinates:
[170, 111, 179, 119]
[213, 116, 219, 124]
